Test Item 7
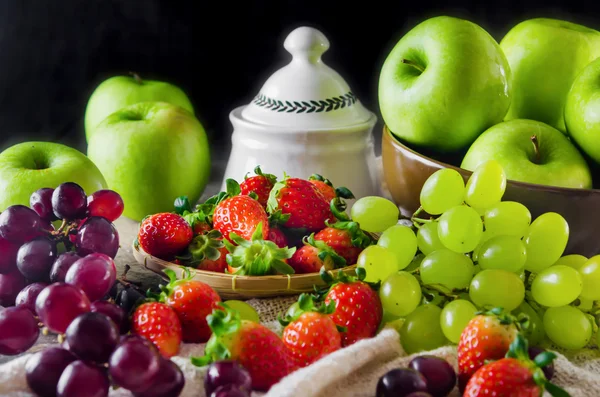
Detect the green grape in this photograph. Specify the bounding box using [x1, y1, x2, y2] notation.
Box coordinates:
[351, 196, 399, 233]
[483, 201, 531, 238]
[554, 254, 588, 270]
[523, 212, 569, 273]
[438, 206, 483, 253]
[543, 306, 592, 350]
[419, 168, 465, 215]
[464, 160, 507, 210]
[440, 299, 477, 344]
[380, 310, 402, 328]
[469, 269, 524, 311]
[400, 304, 448, 354]
[578, 256, 600, 300]
[420, 249, 474, 290]
[477, 235, 527, 273]
[378, 225, 418, 270]
[405, 253, 425, 272]
[416, 222, 444, 255]
[380, 271, 422, 316]
[471, 231, 494, 262]
[531, 265, 583, 307]
[357, 245, 398, 283]
[224, 300, 260, 323]
[512, 301, 545, 346]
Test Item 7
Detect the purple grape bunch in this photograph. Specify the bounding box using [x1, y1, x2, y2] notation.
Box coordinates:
[204, 361, 253, 397]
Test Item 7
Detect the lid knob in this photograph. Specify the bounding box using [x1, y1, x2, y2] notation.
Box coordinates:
[284, 27, 330, 63]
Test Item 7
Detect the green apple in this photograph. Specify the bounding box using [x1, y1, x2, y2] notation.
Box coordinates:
[87, 101, 210, 221]
[500, 18, 600, 133]
[379, 16, 511, 153]
[0, 142, 107, 211]
[565, 57, 600, 164]
[84, 74, 194, 141]
[461, 119, 592, 189]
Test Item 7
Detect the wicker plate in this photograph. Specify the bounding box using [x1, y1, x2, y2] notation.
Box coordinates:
[132, 244, 358, 300]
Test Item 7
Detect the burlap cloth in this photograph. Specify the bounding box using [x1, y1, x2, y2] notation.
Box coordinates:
[1, 203, 600, 396]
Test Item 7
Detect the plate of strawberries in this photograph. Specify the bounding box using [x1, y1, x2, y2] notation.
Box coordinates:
[132, 167, 376, 299]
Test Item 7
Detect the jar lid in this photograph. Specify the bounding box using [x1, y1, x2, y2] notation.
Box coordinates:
[240, 26, 374, 129]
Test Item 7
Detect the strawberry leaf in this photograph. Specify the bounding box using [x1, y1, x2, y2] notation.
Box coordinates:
[543, 380, 571, 397]
[174, 196, 193, 215]
[253, 165, 278, 185]
[268, 209, 291, 226]
[225, 179, 242, 196]
[330, 197, 350, 222]
[267, 180, 286, 214]
[271, 259, 295, 275]
[533, 351, 557, 368]
[335, 186, 355, 199]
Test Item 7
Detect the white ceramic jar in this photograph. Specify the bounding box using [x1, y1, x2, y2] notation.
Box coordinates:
[222, 26, 380, 199]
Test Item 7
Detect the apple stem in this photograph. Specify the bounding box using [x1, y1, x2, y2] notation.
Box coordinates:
[401, 59, 425, 73]
[129, 72, 144, 85]
[530, 135, 541, 164]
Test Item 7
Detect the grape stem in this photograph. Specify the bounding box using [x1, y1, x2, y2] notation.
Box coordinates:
[411, 206, 434, 228]
[423, 283, 465, 300]
[55, 219, 67, 233]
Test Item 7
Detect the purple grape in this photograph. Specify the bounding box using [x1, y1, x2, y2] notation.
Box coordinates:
[16, 237, 56, 281]
[204, 361, 252, 396]
[36, 283, 91, 333]
[52, 183, 88, 220]
[406, 393, 433, 397]
[133, 358, 185, 397]
[210, 384, 250, 397]
[0, 269, 28, 306]
[65, 312, 119, 363]
[408, 355, 456, 397]
[529, 346, 555, 380]
[109, 336, 161, 393]
[0, 306, 39, 355]
[376, 368, 428, 397]
[75, 217, 119, 258]
[25, 347, 77, 397]
[87, 190, 124, 222]
[91, 300, 129, 334]
[0, 205, 42, 244]
[0, 236, 19, 274]
[16, 282, 49, 313]
[65, 254, 116, 302]
[56, 360, 109, 397]
[50, 252, 81, 283]
[30, 187, 58, 221]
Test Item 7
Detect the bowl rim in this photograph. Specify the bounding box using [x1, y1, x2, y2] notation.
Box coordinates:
[383, 125, 600, 196]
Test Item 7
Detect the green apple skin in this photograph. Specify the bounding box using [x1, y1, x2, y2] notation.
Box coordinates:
[87, 102, 210, 221]
[500, 18, 600, 133]
[0, 142, 107, 211]
[461, 119, 592, 189]
[379, 16, 511, 153]
[565, 57, 600, 164]
[84, 75, 194, 141]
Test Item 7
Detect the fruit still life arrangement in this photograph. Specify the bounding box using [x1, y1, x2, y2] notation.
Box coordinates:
[3, 10, 600, 397]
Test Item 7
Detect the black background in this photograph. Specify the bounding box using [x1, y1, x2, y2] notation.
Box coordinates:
[0, 0, 597, 155]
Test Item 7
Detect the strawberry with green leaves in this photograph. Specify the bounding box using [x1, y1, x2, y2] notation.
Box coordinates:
[132, 301, 182, 358]
[289, 234, 347, 274]
[318, 268, 382, 347]
[464, 333, 568, 397]
[153, 268, 221, 343]
[267, 177, 334, 232]
[191, 305, 297, 391]
[224, 222, 296, 276]
[240, 166, 277, 208]
[279, 293, 342, 367]
[458, 307, 527, 391]
[137, 212, 193, 260]
[177, 229, 228, 273]
[314, 221, 372, 265]
[308, 174, 355, 204]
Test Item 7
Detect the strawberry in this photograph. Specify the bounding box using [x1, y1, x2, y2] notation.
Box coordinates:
[314, 221, 372, 265]
[464, 333, 567, 397]
[267, 226, 288, 248]
[156, 268, 221, 343]
[458, 307, 525, 391]
[191, 306, 298, 391]
[279, 293, 342, 367]
[308, 174, 355, 204]
[193, 221, 211, 235]
[132, 302, 182, 358]
[137, 213, 193, 259]
[267, 177, 334, 232]
[240, 166, 277, 208]
[177, 229, 228, 273]
[224, 223, 296, 276]
[288, 234, 346, 274]
[213, 194, 270, 242]
[319, 268, 382, 347]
